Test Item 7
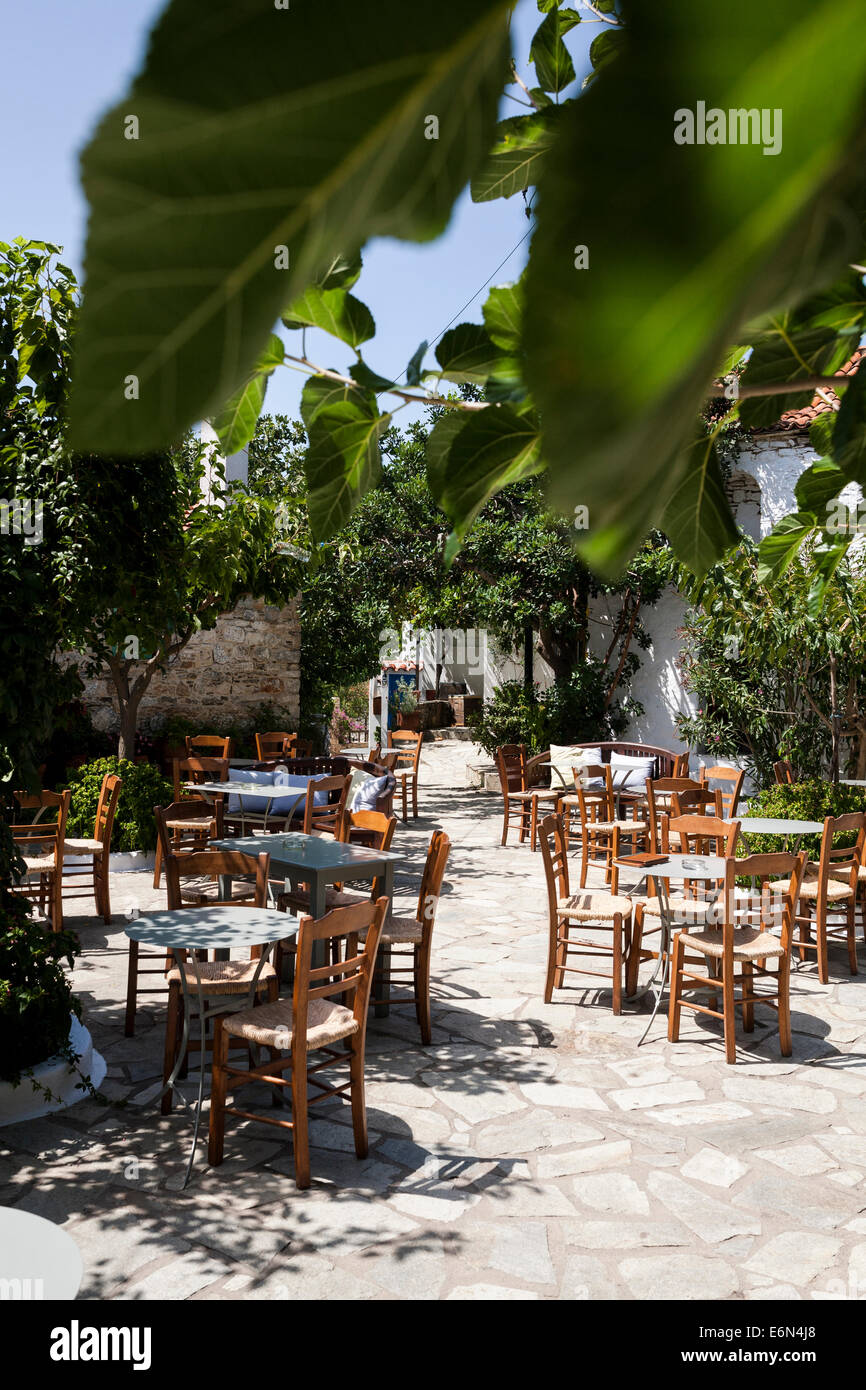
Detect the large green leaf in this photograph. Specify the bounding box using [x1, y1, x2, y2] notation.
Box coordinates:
[793, 458, 846, 513]
[282, 287, 375, 348]
[482, 282, 524, 352]
[658, 436, 739, 577]
[69, 0, 510, 452]
[301, 375, 390, 541]
[470, 111, 558, 203]
[524, 0, 866, 577]
[530, 10, 578, 93]
[211, 332, 284, 454]
[756, 512, 818, 583]
[737, 273, 866, 428]
[831, 358, 866, 484]
[428, 404, 543, 556]
[433, 322, 518, 384]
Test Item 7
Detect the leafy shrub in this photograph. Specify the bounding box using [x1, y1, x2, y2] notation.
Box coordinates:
[65, 757, 172, 852]
[0, 907, 80, 1082]
[470, 667, 637, 759]
[158, 703, 296, 759]
[741, 780, 866, 858]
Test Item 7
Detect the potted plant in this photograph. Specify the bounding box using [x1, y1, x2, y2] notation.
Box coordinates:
[65, 756, 173, 870]
[0, 892, 106, 1125]
[390, 685, 421, 731]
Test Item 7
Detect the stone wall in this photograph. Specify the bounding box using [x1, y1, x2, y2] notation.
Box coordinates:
[75, 595, 301, 734]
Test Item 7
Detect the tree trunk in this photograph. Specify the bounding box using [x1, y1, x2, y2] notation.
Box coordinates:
[116, 691, 144, 761]
[830, 652, 840, 785]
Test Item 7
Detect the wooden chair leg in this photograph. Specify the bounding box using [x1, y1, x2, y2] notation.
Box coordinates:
[124, 941, 139, 1036]
[847, 907, 858, 976]
[292, 1052, 311, 1189]
[580, 834, 589, 889]
[816, 908, 829, 984]
[626, 905, 643, 997]
[723, 952, 737, 1064]
[544, 914, 560, 1004]
[612, 913, 623, 1016]
[741, 960, 754, 1032]
[519, 801, 527, 844]
[501, 797, 509, 847]
[667, 934, 684, 1043]
[349, 1039, 368, 1159]
[530, 797, 538, 853]
[152, 836, 163, 889]
[207, 1017, 228, 1166]
[401, 777, 408, 823]
[416, 943, 432, 1045]
[778, 958, 792, 1056]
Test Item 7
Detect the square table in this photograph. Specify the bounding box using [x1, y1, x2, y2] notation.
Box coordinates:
[188, 779, 309, 835]
[125, 903, 298, 1187]
[210, 832, 404, 1015]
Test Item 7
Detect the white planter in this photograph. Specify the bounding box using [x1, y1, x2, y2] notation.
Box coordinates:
[0, 1015, 106, 1127]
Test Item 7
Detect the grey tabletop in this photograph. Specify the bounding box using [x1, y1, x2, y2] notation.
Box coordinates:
[185, 779, 307, 797]
[125, 904, 298, 950]
[841, 780, 866, 788]
[617, 854, 729, 880]
[211, 832, 402, 874]
[740, 817, 824, 835]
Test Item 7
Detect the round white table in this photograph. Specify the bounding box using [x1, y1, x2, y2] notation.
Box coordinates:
[617, 853, 729, 1046]
[126, 905, 298, 1187]
[0, 1207, 83, 1299]
[739, 817, 824, 852]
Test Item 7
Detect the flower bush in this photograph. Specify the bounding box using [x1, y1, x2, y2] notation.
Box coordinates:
[470, 666, 638, 760]
[65, 757, 172, 853]
[0, 905, 80, 1083]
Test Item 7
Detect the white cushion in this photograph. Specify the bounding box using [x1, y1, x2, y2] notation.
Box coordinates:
[610, 753, 655, 794]
[550, 745, 603, 790]
[226, 770, 328, 816]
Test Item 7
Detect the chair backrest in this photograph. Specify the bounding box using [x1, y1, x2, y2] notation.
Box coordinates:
[812, 812, 866, 902]
[672, 752, 691, 778]
[11, 789, 71, 869]
[94, 773, 122, 850]
[292, 898, 388, 1050]
[255, 731, 295, 761]
[558, 741, 680, 779]
[572, 765, 615, 824]
[155, 799, 222, 860]
[165, 848, 270, 910]
[342, 810, 397, 852]
[185, 734, 233, 760]
[670, 786, 723, 820]
[774, 759, 794, 785]
[302, 774, 352, 837]
[540, 813, 569, 928]
[661, 814, 740, 859]
[173, 756, 229, 800]
[721, 852, 806, 954]
[294, 738, 313, 759]
[414, 830, 451, 941]
[388, 729, 423, 773]
[646, 778, 702, 850]
[700, 764, 746, 819]
[495, 744, 527, 796]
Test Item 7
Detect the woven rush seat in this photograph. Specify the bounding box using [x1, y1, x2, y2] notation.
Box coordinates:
[557, 892, 632, 921]
[639, 894, 719, 920]
[62, 836, 103, 854]
[222, 995, 359, 1049]
[23, 853, 55, 874]
[678, 926, 785, 961]
[358, 912, 423, 944]
[769, 875, 853, 901]
[166, 959, 277, 994]
[281, 885, 368, 913]
[828, 862, 866, 882]
[558, 805, 648, 834]
[165, 816, 214, 832]
[509, 788, 559, 800]
[178, 875, 257, 903]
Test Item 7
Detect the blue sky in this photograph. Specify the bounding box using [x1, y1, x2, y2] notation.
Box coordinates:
[3, 0, 594, 424]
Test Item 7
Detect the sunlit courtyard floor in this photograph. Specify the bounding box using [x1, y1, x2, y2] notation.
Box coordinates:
[4, 740, 866, 1301]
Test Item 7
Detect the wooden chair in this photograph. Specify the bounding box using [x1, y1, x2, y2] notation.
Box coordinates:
[185, 734, 233, 759]
[539, 813, 633, 1014]
[10, 789, 71, 931]
[769, 812, 866, 983]
[127, 799, 230, 1036]
[670, 786, 723, 819]
[672, 752, 691, 777]
[154, 763, 228, 886]
[559, 765, 648, 888]
[668, 852, 806, 1064]
[208, 896, 387, 1187]
[646, 777, 702, 852]
[279, 811, 397, 918]
[700, 764, 746, 819]
[627, 814, 740, 996]
[365, 829, 451, 1045]
[495, 744, 559, 851]
[255, 731, 295, 761]
[388, 729, 423, 821]
[294, 739, 313, 759]
[160, 849, 277, 1114]
[774, 760, 794, 785]
[61, 772, 121, 923]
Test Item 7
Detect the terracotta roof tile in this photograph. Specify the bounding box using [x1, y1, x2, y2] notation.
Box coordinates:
[750, 347, 865, 433]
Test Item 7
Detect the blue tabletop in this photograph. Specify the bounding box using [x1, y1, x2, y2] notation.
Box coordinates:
[126, 904, 298, 950]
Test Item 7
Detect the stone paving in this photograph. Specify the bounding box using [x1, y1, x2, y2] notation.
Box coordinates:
[4, 739, 866, 1300]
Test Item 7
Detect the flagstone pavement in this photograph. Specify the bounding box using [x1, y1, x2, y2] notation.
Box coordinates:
[4, 739, 866, 1301]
